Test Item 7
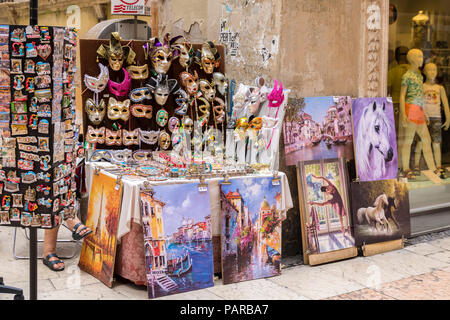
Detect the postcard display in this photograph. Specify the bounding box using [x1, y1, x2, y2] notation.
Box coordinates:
[0, 25, 78, 228]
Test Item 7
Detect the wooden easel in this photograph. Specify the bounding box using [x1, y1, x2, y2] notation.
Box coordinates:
[296, 163, 357, 266]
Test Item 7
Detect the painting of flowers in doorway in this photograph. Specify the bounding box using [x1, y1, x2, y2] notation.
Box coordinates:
[220, 176, 282, 285]
[140, 183, 214, 299]
[78, 172, 123, 288]
[298, 158, 355, 255]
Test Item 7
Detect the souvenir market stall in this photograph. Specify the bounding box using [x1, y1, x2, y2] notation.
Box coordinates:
[79, 31, 292, 296]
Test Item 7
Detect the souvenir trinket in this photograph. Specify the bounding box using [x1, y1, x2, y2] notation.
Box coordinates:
[41, 214, 52, 228]
[182, 117, 194, 134]
[156, 108, 169, 127]
[38, 137, 50, 151]
[10, 208, 21, 221]
[89, 150, 112, 162]
[18, 159, 33, 171]
[11, 59, 22, 74]
[132, 150, 153, 162]
[158, 131, 171, 150]
[36, 62, 51, 75]
[25, 186, 36, 202]
[84, 63, 109, 94]
[107, 97, 130, 121]
[145, 33, 181, 74]
[131, 104, 152, 119]
[85, 98, 106, 125]
[212, 72, 229, 96]
[26, 42, 37, 58]
[130, 87, 152, 102]
[11, 28, 26, 42]
[122, 129, 139, 146]
[179, 71, 199, 96]
[127, 64, 149, 80]
[194, 41, 220, 74]
[12, 194, 23, 208]
[199, 79, 216, 101]
[31, 214, 41, 227]
[38, 119, 49, 134]
[2, 195, 11, 209]
[105, 129, 122, 146]
[173, 38, 194, 68]
[111, 149, 132, 163]
[108, 68, 131, 97]
[40, 155, 51, 171]
[168, 117, 180, 133]
[21, 212, 31, 227]
[138, 129, 159, 145]
[24, 59, 35, 73]
[97, 32, 136, 71]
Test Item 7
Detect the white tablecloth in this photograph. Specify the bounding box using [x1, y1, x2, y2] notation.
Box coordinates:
[85, 162, 293, 241]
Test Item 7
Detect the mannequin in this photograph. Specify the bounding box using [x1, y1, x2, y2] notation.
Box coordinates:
[399, 48, 438, 179]
[414, 63, 450, 177]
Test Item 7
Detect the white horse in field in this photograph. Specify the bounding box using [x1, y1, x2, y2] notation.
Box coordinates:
[356, 193, 390, 232]
[356, 102, 395, 181]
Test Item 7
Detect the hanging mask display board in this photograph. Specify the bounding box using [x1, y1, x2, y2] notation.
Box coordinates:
[79, 34, 226, 162]
[0, 25, 78, 229]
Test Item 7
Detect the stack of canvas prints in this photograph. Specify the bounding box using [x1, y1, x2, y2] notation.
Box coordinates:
[220, 176, 282, 285]
[351, 179, 410, 247]
[283, 96, 354, 166]
[297, 158, 355, 255]
[140, 183, 214, 299]
[352, 97, 398, 181]
[78, 172, 123, 287]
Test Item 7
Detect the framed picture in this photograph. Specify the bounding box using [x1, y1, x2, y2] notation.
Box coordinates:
[352, 97, 398, 181]
[351, 179, 410, 247]
[297, 158, 357, 264]
[140, 182, 214, 299]
[220, 176, 282, 285]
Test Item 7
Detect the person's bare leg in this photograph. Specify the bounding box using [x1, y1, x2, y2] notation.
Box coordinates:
[400, 122, 417, 172]
[43, 226, 64, 270]
[414, 141, 423, 169]
[432, 142, 441, 168]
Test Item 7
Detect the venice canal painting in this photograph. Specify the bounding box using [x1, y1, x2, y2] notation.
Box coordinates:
[220, 177, 282, 285]
[140, 183, 214, 299]
[283, 96, 354, 166]
[78, 172, 123, 287]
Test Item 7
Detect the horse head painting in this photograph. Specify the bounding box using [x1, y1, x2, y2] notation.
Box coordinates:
[353, 98, 398, 181]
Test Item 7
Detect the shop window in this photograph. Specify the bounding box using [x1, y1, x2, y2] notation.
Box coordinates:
[389, 1, 450, 198]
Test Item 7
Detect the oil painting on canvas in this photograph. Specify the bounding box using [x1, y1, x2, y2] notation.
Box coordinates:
[140, 183, 214, 299]
[351, 179, 410, 247]
[284, 96, 354, 166]
[78, 172, 123, 287]
[352, 97, 398, 181]
[220, 176, 282, 285]
[298, 158, 355, 255]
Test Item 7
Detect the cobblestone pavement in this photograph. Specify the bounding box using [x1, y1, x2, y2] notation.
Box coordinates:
[1, 227, 449, 300]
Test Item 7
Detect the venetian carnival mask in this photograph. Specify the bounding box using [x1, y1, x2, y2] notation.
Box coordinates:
[262, 116, 279, 129]
[126, 64, 149, 80]
[89, 150, 112, 162]
[111, 149, 132, 163]
[158, 131, 171, 150]
[183, 117, 194, 134]
[232, 84, 248, 111]
[97, 32, 136, 71]
[139, 128, 160, 145]
[133, 150, 152, 162]
[212, 72, 228, 96]
[105, 129, 122, 146]
[246, 77, 268, 115]
[248, 117, 263, 130]
[200, 79, 216, 101]
[179, 71, 199, 96]
[235, 117, 249, 131]
[131, 104, 153, 119]
[173, 39, 193, 68]
[197, 97, 210, 126]
[122, 129, 139, 146]
[107, 97, 130, 121]
[130, 87, 152, 102]
[154, 85, 170, 106]
[86, 126, 105, 144]
[168, 117, 180, 133]
[84, 63, 109, 93]
[156, 109, 169, 127]
[175, 96, 189, 115]
[146, 34, 182, 74]
[213, 97, 225, 124]
[85, 98, 106, 125]
[147, 74, 178, 106]
[195, 41, 220, 74]
[267, 78, 285, 109]
[108, 68, 131, 97]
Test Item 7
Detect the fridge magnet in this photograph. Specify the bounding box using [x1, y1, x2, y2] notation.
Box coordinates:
[41, 214, 52, 228]
[10, 208, 21, 221]
[24, 59, 35, 73]
[20, 211, 31, 227]
[0, 210, 10, 224]
[12, 194, 23, 208]
[11, 59, 22, 74]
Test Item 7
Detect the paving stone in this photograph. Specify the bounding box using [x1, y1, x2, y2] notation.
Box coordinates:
[39, 282, 129, 300]
[324, 288, 395, 300]
[425, 251, 450, 265]
[428, 238, 450, 251]
[208, 277, 309, 300]
[404, 242, 446, 256]
[0, 279, 55, 300]
[156, 287, 224, 300]
[269, 265, 364, 300]
[376, 270, 450, 300]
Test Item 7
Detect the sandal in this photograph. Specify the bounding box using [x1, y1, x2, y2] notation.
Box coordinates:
[402, 169, 416, 180]
[72, 222, 93, 241]
[435, 168, 447, 179]
[43, 253, 65, 272]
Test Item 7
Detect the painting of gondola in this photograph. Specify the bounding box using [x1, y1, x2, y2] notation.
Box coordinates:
[220, 176, 282, 285]
[284, 96, 354, 166]
[351, 97, 398, 181]
[351, 179, 410, 247]
[78, 172, 123, 287]
[140, 183, 214, 299]
[297, 158, 355, 255]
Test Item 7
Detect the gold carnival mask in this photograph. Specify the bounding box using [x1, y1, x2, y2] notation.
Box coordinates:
[107, 97, 130, 121]
[122, 129, 139, 146]
[97, 32, 136, 71]
[199, 79, 216, 101]
[173, 39, 193, 68]
[85, 98, 106, 125]
[213, 97, 225, 124]
[126, 64, 149, 80]
[195, 41, 220, 74]
[158, 131, 171, 150]
[248, 117, 263, 130]
[131, 104, 153, 119]
[212, 72, 228, 96]
[86, 126, 105, 144]
[179, 71, 199, 96]
[183, 117, 194, 134]
[105, 129, 122, 146]
[146, 34, 182, 74]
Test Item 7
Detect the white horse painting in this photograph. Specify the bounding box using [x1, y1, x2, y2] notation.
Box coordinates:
[356, 193, 390, 232]
[355, 102, 395, 181]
